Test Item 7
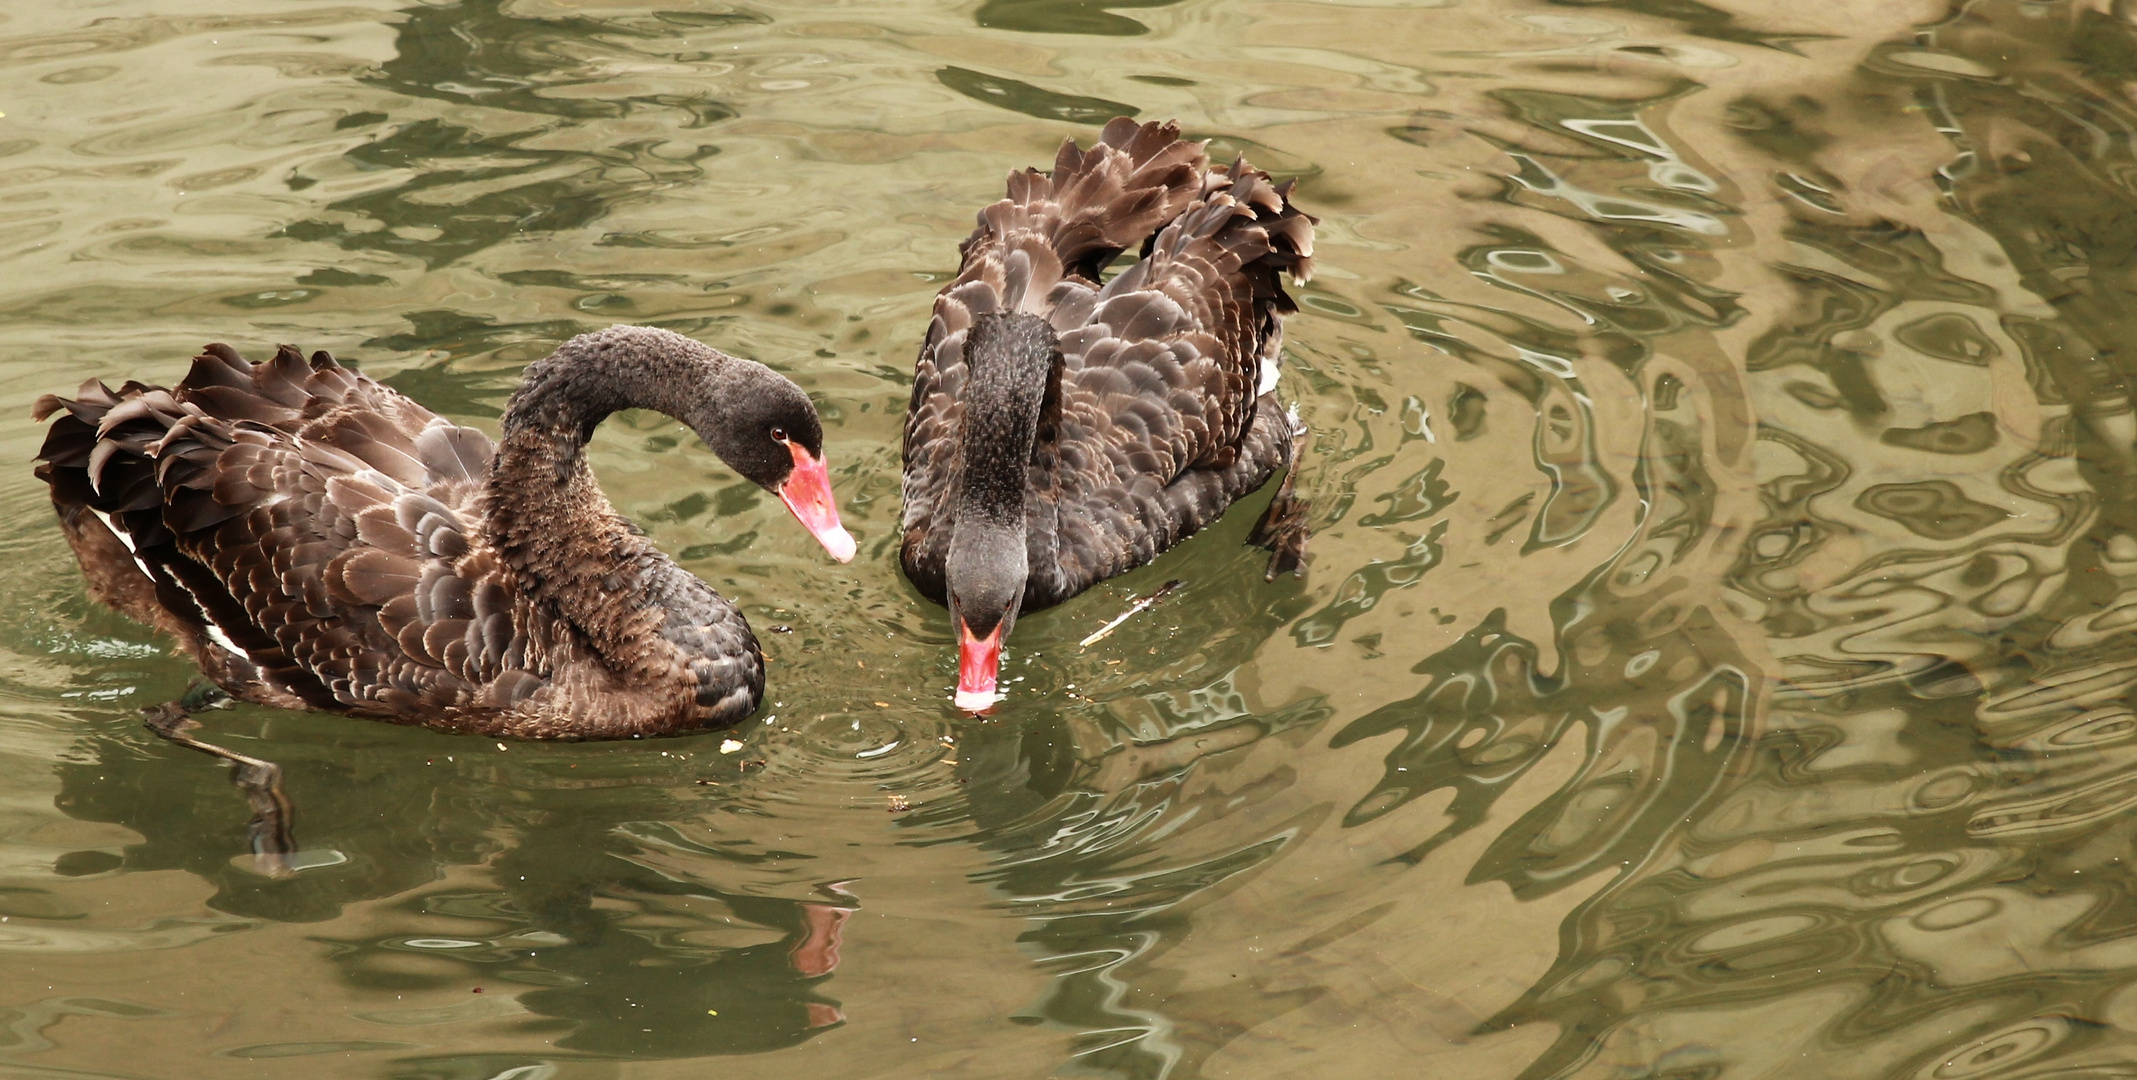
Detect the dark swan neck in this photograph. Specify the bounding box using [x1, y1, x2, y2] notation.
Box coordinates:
[946, 314, 1057, 644]
[495, 325, 732, 465]
[954, 313, 1058, 529]
[481, 327, 733, 649]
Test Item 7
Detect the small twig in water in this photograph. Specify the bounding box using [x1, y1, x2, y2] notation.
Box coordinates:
[1079, 580, 1184, 649]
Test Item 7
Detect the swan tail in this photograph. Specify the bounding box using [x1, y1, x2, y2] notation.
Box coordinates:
[966, 117, 1209, 298]
[34, 343, 492, 713]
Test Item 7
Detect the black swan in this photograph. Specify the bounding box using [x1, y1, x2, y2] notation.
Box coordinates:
[900, 118, 1315, 711]
[35, 325, 854, 739]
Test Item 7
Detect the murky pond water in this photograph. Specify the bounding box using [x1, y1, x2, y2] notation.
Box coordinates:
[4, 0, 2137, 1076]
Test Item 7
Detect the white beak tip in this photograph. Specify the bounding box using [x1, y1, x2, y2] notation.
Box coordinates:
[953, 689, 1000, 713]
[821, 525, 857, 564]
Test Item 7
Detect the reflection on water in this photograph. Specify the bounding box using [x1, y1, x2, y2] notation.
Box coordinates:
[11, 0, 2137, 1077]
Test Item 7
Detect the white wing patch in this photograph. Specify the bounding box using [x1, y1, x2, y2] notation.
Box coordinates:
[91, 508, 255, 663]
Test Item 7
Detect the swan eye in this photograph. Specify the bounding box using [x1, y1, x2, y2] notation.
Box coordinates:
[769, 426, 788, 443]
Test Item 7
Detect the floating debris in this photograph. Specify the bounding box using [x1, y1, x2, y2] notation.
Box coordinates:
[719, 738, 744, 754]
[1079, 580, 1184, 648]
[855, 739, 901, 760]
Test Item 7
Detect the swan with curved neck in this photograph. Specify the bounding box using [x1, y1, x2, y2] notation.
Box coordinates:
[35, 325, 852, 738]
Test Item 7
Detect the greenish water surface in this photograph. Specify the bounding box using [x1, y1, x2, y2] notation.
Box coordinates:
[3, 0, 2135, 1077]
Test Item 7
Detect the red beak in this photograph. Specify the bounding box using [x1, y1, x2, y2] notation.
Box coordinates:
[776, 443, 856, 563]
[955, 620, 1004, 712]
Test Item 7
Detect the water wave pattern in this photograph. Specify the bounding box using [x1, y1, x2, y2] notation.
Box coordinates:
[10, 1, 2137, 1078]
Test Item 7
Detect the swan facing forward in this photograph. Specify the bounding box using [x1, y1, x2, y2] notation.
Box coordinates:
[35, 325, 853, 739]
[900, 118, 1316, 711]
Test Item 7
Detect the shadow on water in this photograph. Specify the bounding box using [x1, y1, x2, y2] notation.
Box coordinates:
[51, 718, 854, 1058]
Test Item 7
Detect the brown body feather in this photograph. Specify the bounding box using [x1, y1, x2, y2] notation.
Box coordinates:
[35, 327, 804, 739]
[901, 118, 1316, 610]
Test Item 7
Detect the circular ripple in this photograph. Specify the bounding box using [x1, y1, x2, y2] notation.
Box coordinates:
[717, 708, 967, 821]
[1920, 1018, 2066, 1080]
[797, 711, 909, 764]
